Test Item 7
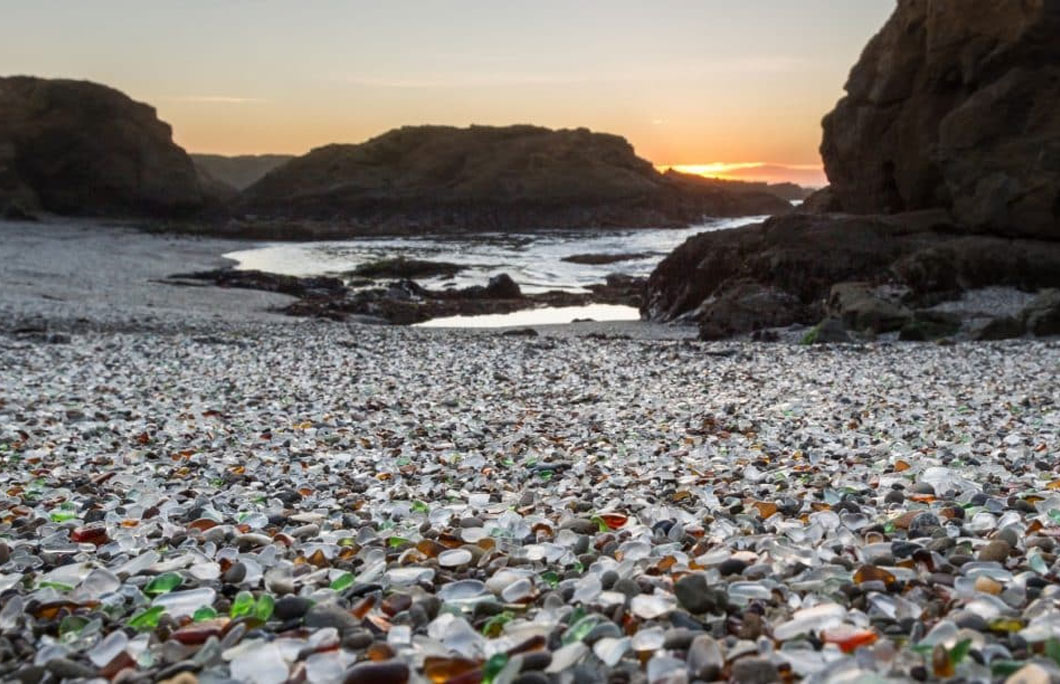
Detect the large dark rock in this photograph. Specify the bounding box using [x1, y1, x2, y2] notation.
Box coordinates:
[0, 76, 207, 217]
[647, 0, 1060, 340]
[644, 211, 952, 324]
[234, 125, 792, 235]
[820, 0, 1060, 239]
[644, 212, 1060, 337]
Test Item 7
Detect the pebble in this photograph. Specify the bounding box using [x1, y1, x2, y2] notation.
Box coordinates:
[305, 603, 360, 633]
[0, 324, 1057, 683]
[274, 596, 314, 621]
[674, 574, 713, 614]
[979, 539, 1012, 562]
[730, 657, 780, 684]
[222, 562, 247, 584]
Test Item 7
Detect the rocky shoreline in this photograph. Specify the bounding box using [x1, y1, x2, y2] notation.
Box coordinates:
[166, 269, 646, 326]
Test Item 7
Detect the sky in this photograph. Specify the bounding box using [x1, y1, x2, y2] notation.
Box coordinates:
[0, 1, 894, 185]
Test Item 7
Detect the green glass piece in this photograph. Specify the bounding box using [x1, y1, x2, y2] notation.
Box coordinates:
[483, 653, 509, 684]
[388, 536, 410, 548]
[38, 581, 75, 591]
[540, 571, 560, 588]
[590, 516, 608, 532]
[412, 500, 429, 514]
[59, 615, 89, 639]
[50, 510, 76, 523]
[230, 591, 256, 618]
[144, 572, 183, 597]
[1049, 509, 1060, 524]
[192, 606, 218, 622]
[1029, 552, 1049, 575]
[949, 639, 972, 665]
[991, 661, 1026, 677]
[254, 594, 275, 622]
[330, 572, 355, 592]
[1046, 638, 1060, 667]
[561, 614, 601, 645]
[481, 611, 514, 638]
[128, 606, 165, 631]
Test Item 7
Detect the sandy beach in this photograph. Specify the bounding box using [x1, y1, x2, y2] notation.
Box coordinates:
[0, 220, 296, 333]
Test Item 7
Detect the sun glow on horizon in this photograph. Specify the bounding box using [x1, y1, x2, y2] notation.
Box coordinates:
[656, 163, 827, 187]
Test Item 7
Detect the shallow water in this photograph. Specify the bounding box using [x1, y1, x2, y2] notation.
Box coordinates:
[225, 216, 762, 295]
[414, 304, 641, 328]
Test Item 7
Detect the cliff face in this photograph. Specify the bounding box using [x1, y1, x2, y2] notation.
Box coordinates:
[821, 0, 1060, 239]
[235, 125, 792, 232]
[0, 76, 206, 218]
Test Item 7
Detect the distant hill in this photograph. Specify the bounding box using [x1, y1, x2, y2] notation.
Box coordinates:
[191, 154, 294, 191]
[661, 170, 812, 202]
[235, 125, 793, 235]
[0, 76, 207, 218]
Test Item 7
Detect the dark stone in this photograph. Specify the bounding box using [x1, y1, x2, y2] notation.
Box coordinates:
[342, 661, 410, 684]
[305, 602, 360, 633]
[222, 562, 247, 585]
[717, 559, 748, 577]
[730, 657, 780, 684]
[674, 573, 714, 614]
[274, 596, 314, 621]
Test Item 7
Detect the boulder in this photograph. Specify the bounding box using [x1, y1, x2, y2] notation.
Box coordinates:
[899, 310, 962, 341]
[820, 0, 1060, 239]
[973, 316, 1026, 341]
[802, 318, 852, 345]
[0, 76, 207, 217]
[697, 281, 805, 340]
[1022, 289, 1060, 336]
[828, 282, 912, 334]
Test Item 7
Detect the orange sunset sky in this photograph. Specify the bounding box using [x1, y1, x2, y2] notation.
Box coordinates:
[0, 1, 894, 186]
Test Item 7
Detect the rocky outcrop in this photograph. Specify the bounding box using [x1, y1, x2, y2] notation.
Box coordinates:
[820, 0, 1060, 239]
[645, 211, 1060, 339]
[167, 268, 643, 325]
[0, 76, 207, 218]
[234, 125, 793, 235]
[647, 0, 1060, 341]
[190, 154, 294, 191]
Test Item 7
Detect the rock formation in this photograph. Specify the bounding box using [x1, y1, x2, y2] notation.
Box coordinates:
[0, 76, 207, 218]
[646, 0, 1060, 340]
[821, 0, 1060, 238]
[234, 125, 792, 234]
